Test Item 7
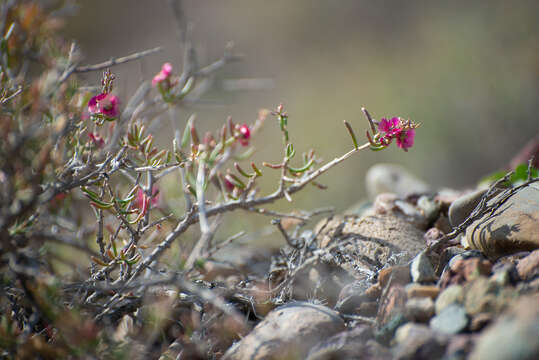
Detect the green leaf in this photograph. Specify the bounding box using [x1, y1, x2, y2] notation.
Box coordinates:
[288, 158, 314, 174]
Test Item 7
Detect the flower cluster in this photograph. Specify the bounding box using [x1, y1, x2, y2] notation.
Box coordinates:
[152, 62, 173, 87]
[88, 93, 120, 120]
[377, 117, 418, 151]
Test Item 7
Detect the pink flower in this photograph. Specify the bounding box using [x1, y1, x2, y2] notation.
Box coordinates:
[375, 116, 418, 151]
[238, 124, 250, 146]
[396, 129, 415, 150]
[88, 93, 120, 118]
[378, 117, 400, 135]
[88, 132, 105, 148]
[152, 62, 173, 87]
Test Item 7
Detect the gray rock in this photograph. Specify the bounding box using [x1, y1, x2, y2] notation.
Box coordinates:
[417, 195, 440, 223]
[410, 250, 437, 283]
[405, 297, 435, 323]
[393, 323, 447, 360]
[435, 285, 464, 314]
[448, 189, 488, 227]
[223, 302, 345, 360]
[430, 304, 468, 334]
[465, 184, 539, 258]
[305, 325, 392, 360]
[365, 163, 431, 200]
[470, 294, 539, 360]
[316, 214, 426, 277]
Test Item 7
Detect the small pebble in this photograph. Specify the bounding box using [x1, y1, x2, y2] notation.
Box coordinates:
[435, 285, 464, 314]
[410, 250, 437, 283]
[405, 297, 435, 323]
[430, 304, 469, 334]
[405, 283, 440, 299]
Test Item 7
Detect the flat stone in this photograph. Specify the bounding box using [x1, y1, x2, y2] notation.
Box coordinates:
[470, 294, 539, 360]
[435, 285, 464, 314]
[465, 184, 539, 258]
[410, 250, 437, 283]
[365, 163, 431, 200]
[448, 189, 488, 227]
[430, 304, 468, 335]
[315, 214, 426, 277]
[405, 283, 440, 299]
[223, 302, 344, 360]
[405, 297, 435, 323]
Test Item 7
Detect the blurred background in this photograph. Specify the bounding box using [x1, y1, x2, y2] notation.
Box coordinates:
[65, 0, 539, 218]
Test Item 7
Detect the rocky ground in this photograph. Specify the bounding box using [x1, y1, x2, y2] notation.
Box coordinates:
[149, 163, 539, 360]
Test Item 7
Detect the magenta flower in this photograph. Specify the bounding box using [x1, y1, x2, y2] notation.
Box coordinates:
[378, 117, 400, 135]
[238, 124, 251, 146]
[152, 62, 173, 87]
[376, 117, 418, 151]
[88, 93, 120, 118]
[396, 129, 415, 150]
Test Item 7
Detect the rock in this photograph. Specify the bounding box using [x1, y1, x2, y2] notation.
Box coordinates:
[305, 325, 391, 360]
[315, 214, 426, 277]
[516, 249, 539, 281]
[444, 334, 476, 360]
[448, 189, 488, 227]
[335, 279, 371, 313]
[379, 265, 412, 289]
[435, 285, 464, 314]
[405, 297, 435, 323]
[429, 304, 468, 334]
[465, 184, 539, 258]
[410, 250, 437, 283]
[436, 247, 466, 276]
[464, 277, 516, 317]
[365, 163, 431, 200]
[470, 294, 539, 360]
[393, 323, 447, 360]
[417, 195, 440, 223]
[222, 302, 344, 360]
[439, 256, 492, 288]
[377, 285, 407, 326]
[405, 284, 440, 299]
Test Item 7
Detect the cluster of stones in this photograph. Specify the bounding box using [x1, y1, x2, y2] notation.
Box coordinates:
[220, 164, 539, 360]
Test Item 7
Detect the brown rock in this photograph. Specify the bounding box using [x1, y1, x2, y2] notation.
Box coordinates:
[405, 284, 440, 299]
[470, 294, 539, 360]
[405, 297, 435, 323]
[223, 302, 345, 360]
[466, 184, 539, 258]
[516, 249, 539, 281]
[440, 257, 492, 288]
[379, 265, 412, 289]
[377, 285, 407, 326]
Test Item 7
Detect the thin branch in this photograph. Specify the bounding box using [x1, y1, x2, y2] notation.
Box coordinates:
[74, 47, 162, 73]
